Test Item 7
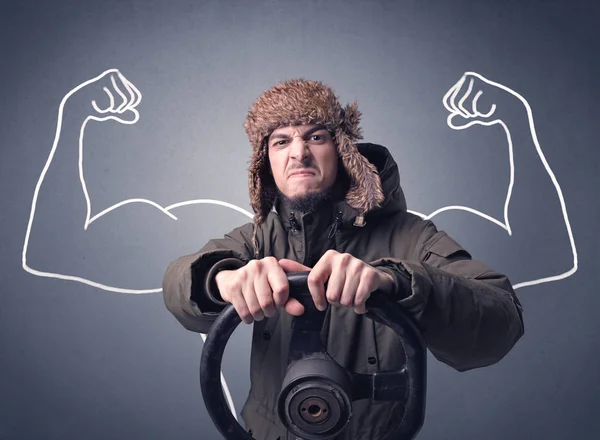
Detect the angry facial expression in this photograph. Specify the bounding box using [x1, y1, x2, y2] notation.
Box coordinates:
[267, 124, 338, 200]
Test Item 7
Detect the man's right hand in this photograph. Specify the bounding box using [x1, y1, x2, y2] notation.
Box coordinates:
[214, 257, 308, 324]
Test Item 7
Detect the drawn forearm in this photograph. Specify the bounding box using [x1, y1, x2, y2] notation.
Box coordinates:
[26, 111, 88, 233]
[501, 113, 576, 288]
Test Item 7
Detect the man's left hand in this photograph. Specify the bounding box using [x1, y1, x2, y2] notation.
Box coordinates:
[278, 250, 395, 314]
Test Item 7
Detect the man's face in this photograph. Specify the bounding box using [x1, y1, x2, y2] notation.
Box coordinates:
[267, 124, 338, 200]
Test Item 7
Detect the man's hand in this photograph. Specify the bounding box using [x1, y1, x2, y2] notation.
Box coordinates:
[215, 257, 305, 324]
[280, 251, 395, 314]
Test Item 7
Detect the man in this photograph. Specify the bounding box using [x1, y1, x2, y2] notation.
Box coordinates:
[162, 79, 525, 440]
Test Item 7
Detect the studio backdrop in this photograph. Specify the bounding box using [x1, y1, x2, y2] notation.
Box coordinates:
[1, 1, 598, 439]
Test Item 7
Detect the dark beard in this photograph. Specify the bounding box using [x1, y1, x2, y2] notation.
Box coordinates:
[278, 189, 333, 214]
[274, 158, 350, 214]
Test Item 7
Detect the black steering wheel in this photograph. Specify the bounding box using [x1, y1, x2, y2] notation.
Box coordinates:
[200, 271, 427, 440]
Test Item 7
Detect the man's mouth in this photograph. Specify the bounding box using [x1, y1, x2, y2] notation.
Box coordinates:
[289, 169, 315, 177]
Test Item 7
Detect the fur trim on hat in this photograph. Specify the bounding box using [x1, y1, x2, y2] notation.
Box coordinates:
[244, 79, 384, 252]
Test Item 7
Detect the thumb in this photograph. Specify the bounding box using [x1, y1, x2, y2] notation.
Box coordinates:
[115, 108, 140, 125]
[278, 258, 311, 273]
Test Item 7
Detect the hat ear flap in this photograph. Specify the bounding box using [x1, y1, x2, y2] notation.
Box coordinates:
[336, 103, 384, 213]
[340, 101, 363, 140]
[249, 138, 276, 224]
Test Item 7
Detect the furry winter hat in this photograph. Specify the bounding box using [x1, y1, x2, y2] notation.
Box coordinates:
[244, 79, 384, 247]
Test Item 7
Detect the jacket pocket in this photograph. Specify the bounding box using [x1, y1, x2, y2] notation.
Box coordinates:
[422, 231, 471, 267]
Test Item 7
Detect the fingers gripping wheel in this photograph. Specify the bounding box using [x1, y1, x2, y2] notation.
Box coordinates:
[200, 272, 427, 440]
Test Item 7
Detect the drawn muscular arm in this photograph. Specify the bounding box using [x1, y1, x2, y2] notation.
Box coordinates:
[420, 72, 577, 289]
[22, 70, 253, 295]
[21, 70, 173, 292]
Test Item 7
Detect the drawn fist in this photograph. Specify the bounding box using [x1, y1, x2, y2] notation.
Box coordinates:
[443, 72, 523, 130]
[66, 69, 142, 125]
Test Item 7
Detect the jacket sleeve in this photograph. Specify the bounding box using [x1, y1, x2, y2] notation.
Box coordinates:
[162, 222, 255, 334]
[372, 219, 524, 372]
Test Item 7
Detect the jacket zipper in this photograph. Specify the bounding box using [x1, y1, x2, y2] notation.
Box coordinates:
[289, 212, 299, 233]
[327, 211, 343, 239]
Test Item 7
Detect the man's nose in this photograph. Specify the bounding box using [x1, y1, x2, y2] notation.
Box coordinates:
[289, 136, 310, 160]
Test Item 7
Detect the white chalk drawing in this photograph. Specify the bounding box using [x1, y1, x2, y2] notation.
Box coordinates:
[21, 69, 578, 420]
[21, 68, 247, 421]
[22, 69, 255, 294]
[406, 71, 577, 290]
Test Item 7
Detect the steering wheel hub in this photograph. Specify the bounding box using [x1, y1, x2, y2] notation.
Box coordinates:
[285, 382, 348, 435]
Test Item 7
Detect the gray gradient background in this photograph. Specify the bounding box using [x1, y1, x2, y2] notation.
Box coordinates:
[1, 0, 598, 439]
